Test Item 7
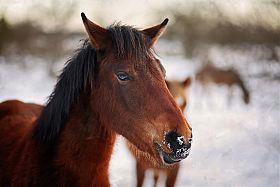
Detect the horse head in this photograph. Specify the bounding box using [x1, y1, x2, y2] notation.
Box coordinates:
[81, 13, 192, 167]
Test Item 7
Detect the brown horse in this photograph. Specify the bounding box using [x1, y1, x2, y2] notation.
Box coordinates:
[127, 77, 192, 187]
[166, 78, 192, 112]
[196, 63, 250, 105]
[0, 13, 192, 187]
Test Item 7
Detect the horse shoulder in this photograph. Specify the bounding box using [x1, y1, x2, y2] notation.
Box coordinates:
[0, 100, 42, 133]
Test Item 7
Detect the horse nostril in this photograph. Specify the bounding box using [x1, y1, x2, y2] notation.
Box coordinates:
[165, 131, 192, 159]
[165, 131, 181, 150]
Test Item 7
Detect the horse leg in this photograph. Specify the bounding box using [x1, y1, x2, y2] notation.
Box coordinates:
[227, 86, 232, 108]
[165, 163, 180, 187]
[153, 171, 159, 187]
[136, 161, 146, 187]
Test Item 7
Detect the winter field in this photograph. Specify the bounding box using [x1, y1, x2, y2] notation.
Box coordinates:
[0, 45, 279, 186]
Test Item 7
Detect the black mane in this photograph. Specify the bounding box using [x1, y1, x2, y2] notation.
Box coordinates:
[32, 24, 153, 147]
[32, 40, 95, 146]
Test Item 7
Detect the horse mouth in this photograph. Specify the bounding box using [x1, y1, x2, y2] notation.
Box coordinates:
[155, 142, 190, 165]
[162, 151, 181, 164]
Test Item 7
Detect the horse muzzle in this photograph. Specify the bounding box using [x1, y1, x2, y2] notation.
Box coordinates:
[155, 131, 192, 165]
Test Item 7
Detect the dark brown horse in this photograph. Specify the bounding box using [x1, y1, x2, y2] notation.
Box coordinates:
[0, 13, 192, 187]
[196, 62, 250, 105]
[127, 77, 192, 187]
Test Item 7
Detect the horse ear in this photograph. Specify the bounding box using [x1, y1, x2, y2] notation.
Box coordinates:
[182, 77, 191, 88]
[81, 12, 111, 51]
[142, 18, 169, 46]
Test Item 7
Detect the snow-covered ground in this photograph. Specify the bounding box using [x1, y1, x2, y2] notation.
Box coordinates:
[0, 50, 279, 186]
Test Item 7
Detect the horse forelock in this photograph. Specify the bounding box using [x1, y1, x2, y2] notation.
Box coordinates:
[107, 24, 153, 61]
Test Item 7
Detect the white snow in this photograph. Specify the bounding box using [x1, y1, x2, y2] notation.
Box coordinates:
[0, 48, 279, 186]
[176, 147, 190, 158]
[177, 136, 185, 146]
[188, 137, 193, 145]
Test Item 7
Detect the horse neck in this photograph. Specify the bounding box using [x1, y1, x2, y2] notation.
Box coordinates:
[54, 92, 117, 186]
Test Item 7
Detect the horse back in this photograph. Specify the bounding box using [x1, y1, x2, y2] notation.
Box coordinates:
[0, 100, 42, 119]
[0, 100, 42, 186]
[0, 100, 42, 138]
[0, 99, 42, 150]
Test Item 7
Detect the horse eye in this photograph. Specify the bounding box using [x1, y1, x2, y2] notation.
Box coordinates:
[117, 72, 132, 82]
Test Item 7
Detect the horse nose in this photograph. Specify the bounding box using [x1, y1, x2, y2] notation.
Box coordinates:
[165, 131, 192, 160]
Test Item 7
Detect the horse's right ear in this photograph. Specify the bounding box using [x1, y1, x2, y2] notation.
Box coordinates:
[182, 77, 191, 88]
[81, 12, 111, 51]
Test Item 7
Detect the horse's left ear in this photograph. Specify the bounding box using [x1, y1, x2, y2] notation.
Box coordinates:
[81, 12, 111, 51]
[142, 18, 169, 46]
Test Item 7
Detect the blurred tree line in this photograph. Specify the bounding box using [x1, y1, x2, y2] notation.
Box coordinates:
[0, 0, 84, 77]
[0, 0, 279, 79]
[159, 0, 280, 60]
[0, 18, 85, 77]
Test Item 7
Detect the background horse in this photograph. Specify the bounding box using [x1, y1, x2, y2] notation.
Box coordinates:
[196, 62, 250, 105]
[127, 77, 192, 187]
[166, 78, 192, 112]
[0, 13, 192, 186]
